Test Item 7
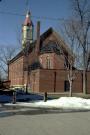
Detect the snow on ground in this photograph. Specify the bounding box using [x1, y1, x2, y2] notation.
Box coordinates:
[35, 97, 90, 110]
[6, 97, 90, 110]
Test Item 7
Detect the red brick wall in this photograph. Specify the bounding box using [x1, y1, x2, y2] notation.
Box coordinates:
[54, 54, 65, 69]
[55, 70, 67, 92]
[87, 72, 90, 94]
[39, 53, 65, 70]
[30, 70, 40, 92]
[9, 56, 24, 87]
[32, 69, 83, 93]
[39, 70, 55, 92]
[72, 72, 83, 93]
[39, 53, 54, 69]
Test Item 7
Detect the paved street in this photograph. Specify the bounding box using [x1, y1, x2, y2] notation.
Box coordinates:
[0, 111, 90, 135]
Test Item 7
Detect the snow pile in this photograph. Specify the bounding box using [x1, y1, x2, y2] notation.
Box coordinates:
[5, 97, 90, 110]
[34, 97, 90, 110]
[11, 97, 90, 110]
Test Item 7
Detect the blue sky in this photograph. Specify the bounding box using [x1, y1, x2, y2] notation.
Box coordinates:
[0, 0, 71, 47]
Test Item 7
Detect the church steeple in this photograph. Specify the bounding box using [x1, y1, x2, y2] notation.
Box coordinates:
[22, 11, 34, 48]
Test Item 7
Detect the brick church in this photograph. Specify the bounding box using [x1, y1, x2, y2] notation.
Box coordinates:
[8, 11, 90, 94]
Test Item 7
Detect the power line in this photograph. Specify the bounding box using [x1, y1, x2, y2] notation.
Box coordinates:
[0, 11, 25, 17]
[32, 15, 62, 21]
[0, 10, 65, 22]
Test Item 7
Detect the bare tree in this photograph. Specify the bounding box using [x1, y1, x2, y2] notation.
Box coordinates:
[64, 21, 75, 97]
[0, 45, 19, 79]
[58, 20, 79, 96]
[69, 0, 90, 94]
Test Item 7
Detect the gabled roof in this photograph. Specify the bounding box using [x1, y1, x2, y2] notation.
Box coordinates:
[8, 50, 23, 64]
[9, 27, 73, 64]
[8, 41, 35, 64]
[53, 30, 73, 57]
[40, 27, 53, 41]
[40, 27, 74, 57]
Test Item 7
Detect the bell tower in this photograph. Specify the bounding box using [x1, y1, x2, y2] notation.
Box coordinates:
[22, 11, 33, 48]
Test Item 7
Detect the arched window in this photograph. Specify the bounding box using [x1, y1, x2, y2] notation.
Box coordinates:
[46, 56, 51, 69]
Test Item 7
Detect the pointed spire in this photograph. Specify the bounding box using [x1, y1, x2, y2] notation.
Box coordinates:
[24, 11, 33, 26]
[22, 10, 34, 47]
[26, 11, 30, 17]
